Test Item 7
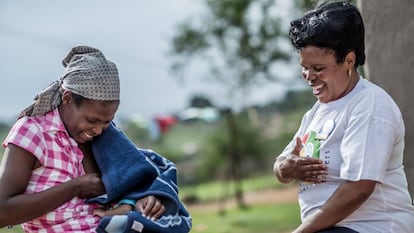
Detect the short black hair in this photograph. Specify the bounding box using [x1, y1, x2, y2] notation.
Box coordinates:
[289, 1, 365, 67]
[71, 92, 87, 107]
[58, 87, 86, 107]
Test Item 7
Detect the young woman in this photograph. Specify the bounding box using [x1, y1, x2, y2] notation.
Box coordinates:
[0, 45, 164, 232]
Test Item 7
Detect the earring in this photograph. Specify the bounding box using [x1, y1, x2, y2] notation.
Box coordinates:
[348, 69, 352, 78]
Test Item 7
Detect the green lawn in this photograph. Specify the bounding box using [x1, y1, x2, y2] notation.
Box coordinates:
[184, 176, 300, 233]
[180, 174, 285, 203]
[189, 202, 300, 233]
[1, 226, 24, 233]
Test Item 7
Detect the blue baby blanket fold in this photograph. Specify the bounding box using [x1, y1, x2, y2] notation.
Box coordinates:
[87, 122, 192, 233]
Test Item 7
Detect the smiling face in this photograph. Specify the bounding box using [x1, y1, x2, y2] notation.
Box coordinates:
[299, 45, 358, 103]
[59, 91, 119, 144]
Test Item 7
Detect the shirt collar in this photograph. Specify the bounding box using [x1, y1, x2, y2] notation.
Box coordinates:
[43, 108, 68, 134]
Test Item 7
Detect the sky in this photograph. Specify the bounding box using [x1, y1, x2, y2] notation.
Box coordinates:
[0, 0, 303, 123]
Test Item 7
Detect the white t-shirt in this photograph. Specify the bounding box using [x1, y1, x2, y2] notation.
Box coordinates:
[280, 77, 414, 232]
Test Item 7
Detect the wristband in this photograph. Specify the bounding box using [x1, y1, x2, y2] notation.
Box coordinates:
[118, 199, 136, 209]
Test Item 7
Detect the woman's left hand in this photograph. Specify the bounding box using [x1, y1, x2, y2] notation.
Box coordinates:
[135, 195, 166, 220]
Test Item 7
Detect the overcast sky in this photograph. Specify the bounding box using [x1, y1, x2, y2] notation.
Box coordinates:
[0, 0, 302, 123]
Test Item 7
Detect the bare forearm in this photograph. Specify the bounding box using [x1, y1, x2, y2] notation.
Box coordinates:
[0, 180, 78, 227]
[0, 145, 104, 227]
[297, 180, 376, 233]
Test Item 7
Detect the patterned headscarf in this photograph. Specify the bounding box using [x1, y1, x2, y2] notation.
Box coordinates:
[19, 45, 120, 118]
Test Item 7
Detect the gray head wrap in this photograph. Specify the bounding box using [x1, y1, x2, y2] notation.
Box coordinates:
[19, 45, 120, 118]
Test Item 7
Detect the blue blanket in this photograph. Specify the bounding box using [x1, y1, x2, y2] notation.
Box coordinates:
[87, 122, 192, 233]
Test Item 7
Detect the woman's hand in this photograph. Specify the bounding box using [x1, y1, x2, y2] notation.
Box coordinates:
[274, 137, 327, 183]
[135, 195, 166, 220]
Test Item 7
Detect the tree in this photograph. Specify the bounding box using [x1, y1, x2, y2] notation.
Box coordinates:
[189, 95, 214, 108]
[169, 0, 291, 208]
[170, 0, 290, 103]
[358, 0, 414, 198]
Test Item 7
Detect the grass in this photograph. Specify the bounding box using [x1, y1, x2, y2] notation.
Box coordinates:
[1, 226, 24, 233]
[189, 202, 300, 233]
[180, 174, 285, 202]
[183, 175, 300, 233]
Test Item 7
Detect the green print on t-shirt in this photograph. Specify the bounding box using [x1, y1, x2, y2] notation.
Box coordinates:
[299, 130, 322, 192]
[302, 130, 321, 159]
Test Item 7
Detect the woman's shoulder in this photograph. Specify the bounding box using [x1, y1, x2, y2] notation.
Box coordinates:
[6, 110, 60, 141]
[3, 111, 62, 156]
[349, 78, 403, 122]
[14, 114, 48, 132]
[353, 78, 399, 108]
[355, 78, 393, 98]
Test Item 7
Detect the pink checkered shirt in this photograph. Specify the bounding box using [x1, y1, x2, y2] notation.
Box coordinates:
[3, 109, 100, 233]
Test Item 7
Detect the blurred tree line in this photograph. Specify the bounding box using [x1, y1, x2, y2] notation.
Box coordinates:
[166, 0, 340, 208]
[169, 0, 296, 208]
[118, 88, 313, 207]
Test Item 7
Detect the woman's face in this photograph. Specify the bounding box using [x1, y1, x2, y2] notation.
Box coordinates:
[59, 92, 119, 143]
[299, 45, 356, 103]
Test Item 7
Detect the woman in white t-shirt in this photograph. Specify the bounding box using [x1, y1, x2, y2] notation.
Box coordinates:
[273, 2, 414, 233]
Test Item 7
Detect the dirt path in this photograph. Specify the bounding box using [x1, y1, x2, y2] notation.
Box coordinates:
[187, 185, 298, 212]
